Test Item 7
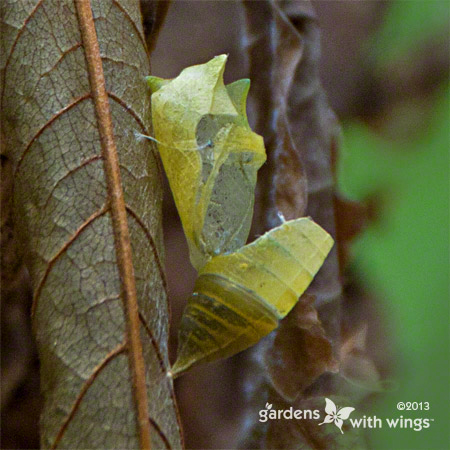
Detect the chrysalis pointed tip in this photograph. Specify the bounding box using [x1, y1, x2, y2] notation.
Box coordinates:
[225, 78, 251, 120]
[213, 53, 228, 63]
[236, 78, 250, 88]
[207, 54, 229, 75]
[227, 78, 250, 97]
[169, 360, 188, 379]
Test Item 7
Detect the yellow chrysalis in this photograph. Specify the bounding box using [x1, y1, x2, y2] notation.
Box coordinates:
[173, 217, 333, 375]
[147, 54, 266, 271]
[147, 55, 333, 377]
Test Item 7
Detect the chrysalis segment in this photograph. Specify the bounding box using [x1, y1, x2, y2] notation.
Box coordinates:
[202, 217, 334, 316]
[171, 274, 278, 376]
[172, 218, 334, 376]
[148, 55, 266, 270]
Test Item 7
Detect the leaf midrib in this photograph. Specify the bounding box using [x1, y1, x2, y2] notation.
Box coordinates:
[74, 1, 151, 448]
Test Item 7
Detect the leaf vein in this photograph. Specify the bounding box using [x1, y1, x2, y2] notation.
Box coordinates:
[41, 154, 103, 210]
[39, 42, 83, 79]
[110, 0, 148, 52]
[138, 313, 166, 374]
[107, 92, 165, 183]
[75, 1, 151, 446]
[125, 205, 167, 293]
[149, 417, 172, 450]
[0, 0, 45, 105]
[14, 94, 92, 179]
[50, 342, 127, 450]
[31, 206, 109, 318]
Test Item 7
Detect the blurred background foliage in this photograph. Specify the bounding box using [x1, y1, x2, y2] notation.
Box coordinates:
[339, 2, 449, 448]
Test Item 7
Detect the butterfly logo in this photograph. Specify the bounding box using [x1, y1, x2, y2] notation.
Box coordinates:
[318, 398, 355, 434]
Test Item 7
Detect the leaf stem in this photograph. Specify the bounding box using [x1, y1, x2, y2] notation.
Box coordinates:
[74, 1, 151, 448]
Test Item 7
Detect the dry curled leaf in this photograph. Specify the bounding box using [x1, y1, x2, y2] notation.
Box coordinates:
[1, 1, 181, 448]
[238, 1, 362, 447]
[244, 0, 341, 307]
[264, 295, 339, 402]
[243, 0, 308, 228]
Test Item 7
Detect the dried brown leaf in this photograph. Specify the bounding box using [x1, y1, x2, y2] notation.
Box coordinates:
[1, 1, 182, 448]
[140, 0, 172, 53]
[243, 0, 308, 228]
[239, 1, 356, 447]
[264, 295, 339, 402]
[244, 0, 341, 305]
[333, 194, 371, 270]
[338, 324, 387, 401]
